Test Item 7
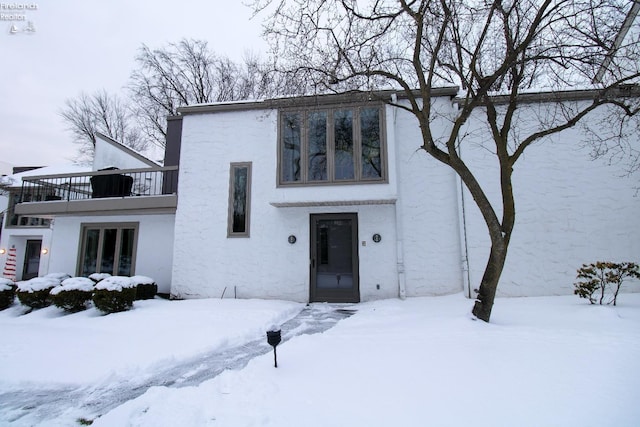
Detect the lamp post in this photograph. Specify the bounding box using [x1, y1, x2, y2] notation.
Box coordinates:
[266, 329, 282, 368]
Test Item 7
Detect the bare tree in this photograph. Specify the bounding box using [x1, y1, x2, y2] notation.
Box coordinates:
[60, 90, 145, 164]
[128, 39, 281, 148]
[254, 0, 640, 321]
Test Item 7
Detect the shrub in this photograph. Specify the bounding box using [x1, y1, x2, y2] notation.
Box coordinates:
[131, 275, 157, 300]
[0, 279, 16, 310]
[51, 277, 95, 313]
[92, 276, 136, 314]
[574, 262, 640, 306]
[16, 277, 61, 309]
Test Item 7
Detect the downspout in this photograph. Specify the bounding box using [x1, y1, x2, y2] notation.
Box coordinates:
[453, 101, 472, 298]
[391, 93, 407, 300]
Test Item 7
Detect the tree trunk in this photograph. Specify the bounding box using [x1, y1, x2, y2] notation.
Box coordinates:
[472, 241, 508, 322]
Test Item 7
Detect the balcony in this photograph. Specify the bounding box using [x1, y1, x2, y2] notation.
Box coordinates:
[13, 166, 179, 219]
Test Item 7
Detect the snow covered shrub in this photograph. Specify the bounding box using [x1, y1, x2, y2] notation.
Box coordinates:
[574, 262, 640, 306]
[92, 276, 136, 313]
[131, 275, 157, 300]
[16, 277, 61, 309]
[0, 278, 16, 310]
[51, 277, 95, 313]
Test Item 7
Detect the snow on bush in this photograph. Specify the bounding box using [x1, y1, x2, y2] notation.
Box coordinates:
[93, 276, 136, 314]
[17, 277, 60, 292]
[44, 272, 72, 281]
[51, 277, 96, 295]
[130, 275, 154, 285]
[95, 276, 136, 291]
[0, 278, 15, 291]
[131, 275, 157, 300]
[51, 277, 95, 313]
[89, 272, 112, 283]
[16, 277, 61, 309]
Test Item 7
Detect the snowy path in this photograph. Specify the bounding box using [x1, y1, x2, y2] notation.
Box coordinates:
[0, 304, 354, 426]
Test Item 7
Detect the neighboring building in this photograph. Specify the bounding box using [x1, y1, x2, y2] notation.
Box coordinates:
[169, 89, 639, 303]
[0, 133, 178, 293]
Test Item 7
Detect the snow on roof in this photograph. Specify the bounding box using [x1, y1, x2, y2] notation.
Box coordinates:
[0, 164, 92, 188]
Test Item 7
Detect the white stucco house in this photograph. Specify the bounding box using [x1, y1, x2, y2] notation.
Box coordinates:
[3, 89, 638, 303]
[0, 133, 178, 293]
[169, 88, 639, 303]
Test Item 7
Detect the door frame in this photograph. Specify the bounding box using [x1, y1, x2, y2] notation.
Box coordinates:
[22, 239, 42, 280]
[309, 213, 360, 303]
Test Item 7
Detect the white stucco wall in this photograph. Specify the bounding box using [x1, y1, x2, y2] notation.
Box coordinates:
[172, 93, 639, 303]
[172, 107, 403, 302]
[391, 100, 465, 297]
[459, 103, 640, 297]
[47, 214, 175, 293]
[172, 97, 469, 302]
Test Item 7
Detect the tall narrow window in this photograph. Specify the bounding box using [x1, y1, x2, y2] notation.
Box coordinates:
[334, 109, 355, 180]
[308, 111, 328, 181]
[78, 223, 138, 276]
[228, 162, 252, 237]
[281, 113, 301, 183]
[360, 107, 382, 179]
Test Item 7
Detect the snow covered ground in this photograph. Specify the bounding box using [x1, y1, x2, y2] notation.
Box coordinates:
[1, 293, 639, 426]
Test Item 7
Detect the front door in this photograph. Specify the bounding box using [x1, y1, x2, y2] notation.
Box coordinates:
[22, 239, 41, 280]
[310, 213, 360, 303]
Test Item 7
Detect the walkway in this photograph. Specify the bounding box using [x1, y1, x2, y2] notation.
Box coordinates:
[0, 303, 355, 426]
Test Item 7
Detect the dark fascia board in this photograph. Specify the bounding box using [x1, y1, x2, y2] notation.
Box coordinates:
[95, 132, 159, 167]
[177, 87, 460, 115]
[458, 84, 640, 106]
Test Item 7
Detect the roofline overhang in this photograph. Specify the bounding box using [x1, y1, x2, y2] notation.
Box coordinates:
[177, 87, 460, 115]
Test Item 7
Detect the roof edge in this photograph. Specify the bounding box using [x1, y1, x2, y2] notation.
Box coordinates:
[177, 87, 460, 115]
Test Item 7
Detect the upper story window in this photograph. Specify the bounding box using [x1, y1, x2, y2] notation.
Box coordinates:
[227, 162, 252, 238]
[279, 105, 386, 186]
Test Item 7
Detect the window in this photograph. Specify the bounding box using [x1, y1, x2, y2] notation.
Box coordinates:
[279, 105, 386, 185]
[78, 223, 138, 276]
[227, 162, 252, 237]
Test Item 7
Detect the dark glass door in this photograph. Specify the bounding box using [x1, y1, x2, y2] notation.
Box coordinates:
[310, 213, 359, 303]
[22, 239, 41, 280]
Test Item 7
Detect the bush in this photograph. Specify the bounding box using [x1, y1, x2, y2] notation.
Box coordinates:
[92, 276, 136, 314]
[51, 277, 95, 313]
[131, 275, 157, 300]
[16, 277, 61, 309]
[574, 262, 640, 306]
[0, 279, 16, 310]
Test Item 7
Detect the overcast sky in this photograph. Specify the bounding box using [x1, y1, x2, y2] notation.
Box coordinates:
[0, 1, 268, 168]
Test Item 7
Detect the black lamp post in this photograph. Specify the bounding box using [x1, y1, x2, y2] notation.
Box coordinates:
[266, 329, 282, 368]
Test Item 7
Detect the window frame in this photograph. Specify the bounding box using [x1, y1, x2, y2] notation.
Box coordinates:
[277, 103, 388, 186]
[76, 222, 139, 276]
[227, 162, 252, 238]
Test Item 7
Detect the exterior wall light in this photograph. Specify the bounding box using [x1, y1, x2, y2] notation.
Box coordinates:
[41, 248, 49, 255]
[0, 248, 5, 255]
[288, 235, 297, 244]
[372, 233, 382, 243]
